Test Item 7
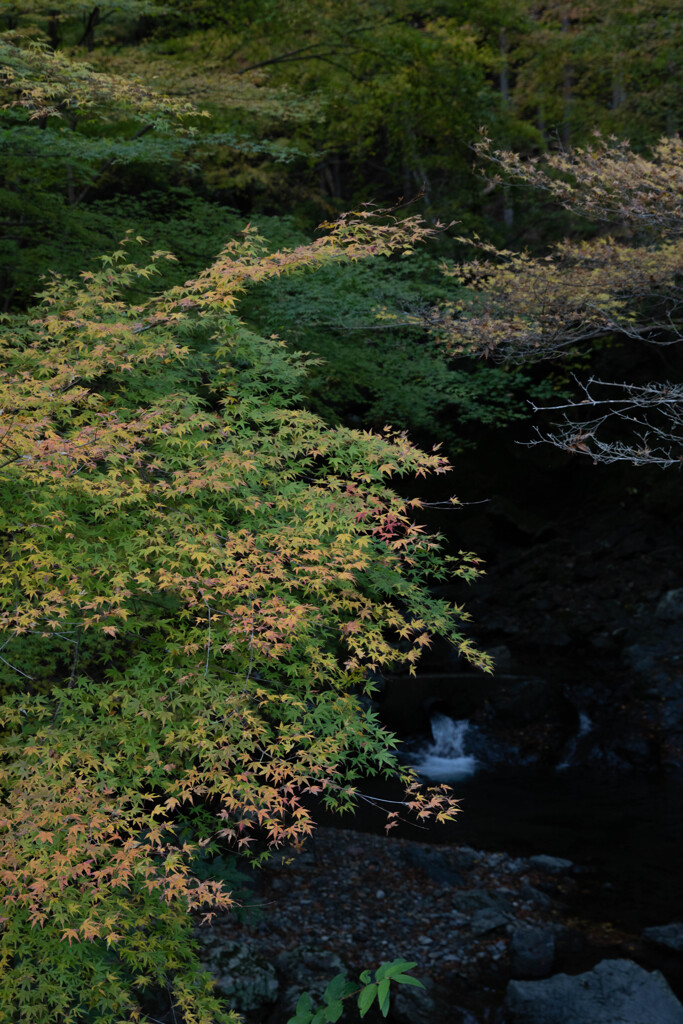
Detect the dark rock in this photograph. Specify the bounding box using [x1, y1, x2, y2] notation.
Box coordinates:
[489, 644, 514, 672]
[196, 936, 278, 1016]
[451, 846, 478, 872]
[520, 883, 554, 909]
[623, 627, 683, 700]
[510, 925, 556, 979]
[277, 945, 347, 1017]
[625, 644, 657, 676]
[505, 958, 683, 1024]
[505, 857, 529, 874]
[393, 977, 479, 1024]
[470, 908, 509, 935]
[528, 854, 573, 875]
[481, 677, 569, 728]
[643, 922, 683, 953]
[451, 888, 513, 915]
[469, 676, 576, 768]
[656, 590, 683, 621]
[660, 700, 683, 729]
[401, 846, 464, 886]
[533, 623, 572, 647]
[391, 978, 437, 1024]
[449, 911, 469, 928]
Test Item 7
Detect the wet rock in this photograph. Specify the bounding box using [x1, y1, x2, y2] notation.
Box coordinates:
[481, 677, 569, 728]
[505, 958, 683, 1024]
[470, 676, 576, 767]
[528, 854, 573, 875]
[510, 925, 556, 979]
[643, 922, 683, 953]
[656, 589, 683, 621]
[196, 936, 278, 1016]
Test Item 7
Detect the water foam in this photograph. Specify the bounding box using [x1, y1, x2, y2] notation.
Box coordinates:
[411, 713, 478, 782]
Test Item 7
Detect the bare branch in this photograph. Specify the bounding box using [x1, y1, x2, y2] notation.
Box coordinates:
[524, 378, 683, 467]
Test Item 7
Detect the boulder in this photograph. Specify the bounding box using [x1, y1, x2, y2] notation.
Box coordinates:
[510, 925, 556, 979]
[479, 677, 569, 728]
[520, 883, 554, 910]
[489, 644, 514, 673]
[392, 977, 477, 1024]
[528, 854, 573, 875]
[451, 888, 513, 916]
[656, 589, 683, 621]
[643, 922, 683, 953]
[505, 958, 683, 1024]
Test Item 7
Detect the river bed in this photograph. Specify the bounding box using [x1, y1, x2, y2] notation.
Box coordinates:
[320, 749, 683, 935]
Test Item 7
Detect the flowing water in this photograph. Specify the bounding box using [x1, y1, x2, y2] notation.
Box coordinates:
[324, 711, 683, 933]
[407, 713, 478, 782]
[556, 712, 593, 770]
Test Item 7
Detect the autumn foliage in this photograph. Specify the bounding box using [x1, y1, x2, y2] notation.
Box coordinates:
[434, 133, 683, 465]
[0, 212, 488, 1022]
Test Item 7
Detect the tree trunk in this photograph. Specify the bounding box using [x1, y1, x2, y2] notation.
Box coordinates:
[48, 9, 60, 50]
[561, 12, 573, 147]
[80, 7, 101, 51]
[499, 29, 514, 227]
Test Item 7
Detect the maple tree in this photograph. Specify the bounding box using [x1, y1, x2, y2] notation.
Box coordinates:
[433, 132, 683, 465]
[0, 210, 490, 1023]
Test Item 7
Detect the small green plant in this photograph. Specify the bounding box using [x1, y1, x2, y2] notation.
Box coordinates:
[288, 960, 424, 1024]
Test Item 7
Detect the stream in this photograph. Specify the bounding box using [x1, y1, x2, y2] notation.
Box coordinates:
[326, 712, 683, 935]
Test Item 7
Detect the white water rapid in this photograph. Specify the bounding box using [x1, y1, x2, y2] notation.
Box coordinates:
[411, 713, 478, 782]
[556, 712, 593, 770]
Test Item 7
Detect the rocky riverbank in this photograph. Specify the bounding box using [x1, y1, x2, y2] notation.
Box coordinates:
[193, 825, 683, 1023]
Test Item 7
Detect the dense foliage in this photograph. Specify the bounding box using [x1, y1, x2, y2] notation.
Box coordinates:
[0, 210, 491, 1021]
[1, 1, 681, 1021]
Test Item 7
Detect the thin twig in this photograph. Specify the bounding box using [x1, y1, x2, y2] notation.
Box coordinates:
[244, 599, 255, 688]
[0, 654, 33, 680]
[204, 599, 211, 678]
[51, 625, 82, 726]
